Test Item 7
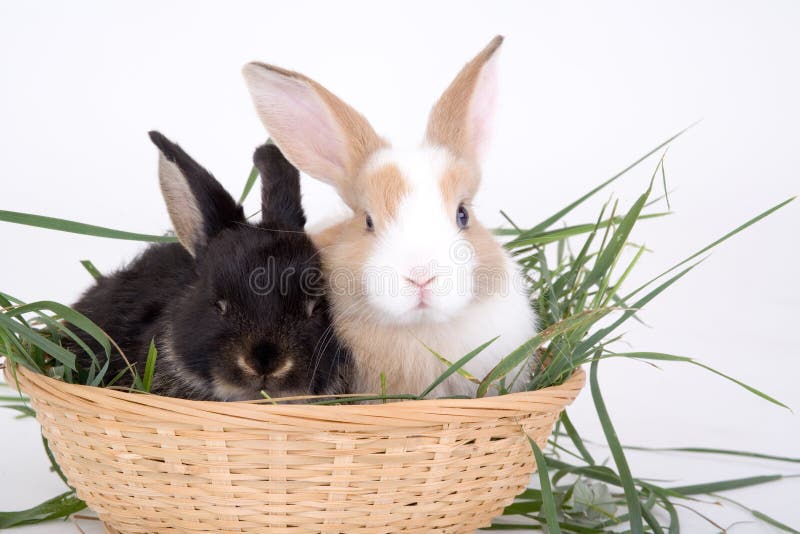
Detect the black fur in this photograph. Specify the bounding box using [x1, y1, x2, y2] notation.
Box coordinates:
[64, 134, 351, 401]
[255, 143, 307, 230]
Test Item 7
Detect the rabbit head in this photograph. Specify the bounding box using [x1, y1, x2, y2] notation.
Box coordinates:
[241, 37, 520, 327]
[149, 132, 349, 400]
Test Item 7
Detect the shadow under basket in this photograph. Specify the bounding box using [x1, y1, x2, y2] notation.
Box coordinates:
[11, 364, 585, 534]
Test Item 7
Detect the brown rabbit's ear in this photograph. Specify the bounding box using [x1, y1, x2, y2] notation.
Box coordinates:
[426, 35, 503, 164]
[242, 63, 385, 207]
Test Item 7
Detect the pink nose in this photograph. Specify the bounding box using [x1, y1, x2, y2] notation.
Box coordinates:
[404, 275, 436, 288]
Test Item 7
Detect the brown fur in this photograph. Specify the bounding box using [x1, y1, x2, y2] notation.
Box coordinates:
[360, 163, 408, 225]
[426, 35, 503, 162]
[439, 158, 481, 207]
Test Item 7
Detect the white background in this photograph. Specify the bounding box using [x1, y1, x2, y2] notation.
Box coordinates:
[1, 1, 799, 532]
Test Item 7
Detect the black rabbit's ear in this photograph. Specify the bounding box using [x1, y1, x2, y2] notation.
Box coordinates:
[148, 131, 245, 256]
[253, 142, 306, 230]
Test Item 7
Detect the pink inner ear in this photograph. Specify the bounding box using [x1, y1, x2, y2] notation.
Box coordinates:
[467, 53, 500, 162]
[244, 66, 349, 185]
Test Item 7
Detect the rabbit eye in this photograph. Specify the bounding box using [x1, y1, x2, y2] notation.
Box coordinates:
[305, 299, 318, 317]
[456, 204, 469, 229]
[365, 213, 374, 231]
[215, 299, 229, 315]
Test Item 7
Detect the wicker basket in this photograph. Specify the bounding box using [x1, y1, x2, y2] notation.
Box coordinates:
[9, 363, 584, 534]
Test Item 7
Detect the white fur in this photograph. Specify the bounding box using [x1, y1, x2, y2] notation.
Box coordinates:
[363, 146, 475, 324]
[354, 145, 537, 394]
[404, 278, 536, 396]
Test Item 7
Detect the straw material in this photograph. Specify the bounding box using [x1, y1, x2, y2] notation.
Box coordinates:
[11, 364, 584, 534]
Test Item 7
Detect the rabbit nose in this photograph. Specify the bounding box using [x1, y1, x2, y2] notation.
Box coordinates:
[404, 274, 436, 288]
[249, 341, 281, 374]
[253, 341, 280, 361]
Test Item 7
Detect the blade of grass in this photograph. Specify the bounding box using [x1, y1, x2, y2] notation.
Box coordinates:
[528, 438, 562, 534]
[751, 510, 800, 534]
[477, 309, 612, 397]
[623, 197, 796, 303]
[667, 474, 791, 495]
[525, 124, 696, 234]
[559, 411, 595, 465]
[41, 434, 70, 488]
[417, 337, 498, 399]
[641, 504, 666, 534]
[574, 261, 703, 359]
[0, 313, 77, 371]
[310, 394, 420, 405]
[712, 493, 800, 534]
[239, 138, 272, 204]
[620, 444, 800, 463]
[503, 212, 670, 248]
[141, 339, 158, 393]
[590, 355, 643, 533]
[611, 351, 788, 409]
[238, 166, 260, 204]
[0, 210, 176, 243]
[0, 491, 86, 528]
[79, 260, 102, 280]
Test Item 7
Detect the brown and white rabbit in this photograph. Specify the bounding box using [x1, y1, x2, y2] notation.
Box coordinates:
[64, 133, 351, 401]
[241, 36, 536, 397]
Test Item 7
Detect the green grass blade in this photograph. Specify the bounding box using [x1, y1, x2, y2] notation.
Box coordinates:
[0, 491, 86, 528]
[0, 313, 76, 371]
[712, 493, 800, 534]
[310, 394, 420, 405]
[641, 505, 665, 534]
[575, 261, 703, 357]
[419, 341, 480, 384]
[477, 309, 611, 397]
[239, 138, 273, 204]
[526, 124, 695, 234]
[41, 434, 70, 488]
[751, 510, 800, 533]
[611, 352, 788, 409]
[238, 166, 260, 204]
[0, 395, 30, 402]
[142, 339, 158, 393]
[659, 495, 680, 534]
[621, 444, 799, 463]
[667, 474, 788, 495]
[577, 189, 649, 297]
[417, 337, 498, 399]
[623, 197, 796, 303]
[590, 356, 643, 533]
[80, 260, 102, 280]
[528, 438, 562, 534]
[1, 404, 36, 417]
[0, 210, 176, 243]
[503, 212, 670, 248]
[559, 411, 595, 465]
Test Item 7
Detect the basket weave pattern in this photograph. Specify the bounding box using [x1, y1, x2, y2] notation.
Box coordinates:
[13, 365, 584, 534]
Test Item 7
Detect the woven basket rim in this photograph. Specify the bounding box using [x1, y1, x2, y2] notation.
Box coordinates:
[6, 361, 585, 428]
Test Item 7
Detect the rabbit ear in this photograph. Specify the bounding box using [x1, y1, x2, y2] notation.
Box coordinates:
[242, 63, 385, 207]
[426, 35, 503, 163]
[253, 142, 306, 230]
[148, 131, 244, 256]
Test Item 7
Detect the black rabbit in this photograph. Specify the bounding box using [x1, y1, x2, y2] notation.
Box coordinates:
[64, 132, 351, 401]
